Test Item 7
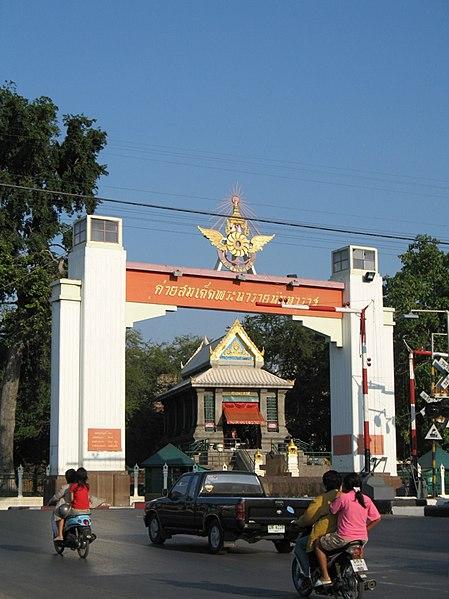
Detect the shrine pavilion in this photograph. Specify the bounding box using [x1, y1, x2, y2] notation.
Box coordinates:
[159, 320, 294, 451]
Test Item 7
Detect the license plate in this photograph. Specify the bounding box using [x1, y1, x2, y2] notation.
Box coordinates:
[350, 559, 368, 572]
[268, 524, 285, 534]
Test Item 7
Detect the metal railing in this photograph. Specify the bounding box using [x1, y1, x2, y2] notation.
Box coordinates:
[183, 439, 210, 455]
[0, 465, 46, 498]
[223, 437, 246, 450]
[233, 449, 255, 472]
[270, 438, 311, 454]
[304, 452, 332, 465]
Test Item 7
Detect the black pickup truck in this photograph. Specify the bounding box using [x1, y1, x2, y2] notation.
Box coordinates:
[144, 470, 309, 554]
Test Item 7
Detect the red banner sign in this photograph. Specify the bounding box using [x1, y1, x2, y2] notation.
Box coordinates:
[126, 263, 344, 318]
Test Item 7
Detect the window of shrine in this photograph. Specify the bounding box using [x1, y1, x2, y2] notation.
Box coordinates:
[204, 391, 215, 430]
[267, 394, 278, 431]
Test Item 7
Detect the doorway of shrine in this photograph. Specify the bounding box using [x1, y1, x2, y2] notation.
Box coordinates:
[223, 422, 262, 450]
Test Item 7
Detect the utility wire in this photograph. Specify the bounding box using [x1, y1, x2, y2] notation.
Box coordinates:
[102, 183, 449, 231]
[1, 181, 448, 246]
[104, 150, 449, 201]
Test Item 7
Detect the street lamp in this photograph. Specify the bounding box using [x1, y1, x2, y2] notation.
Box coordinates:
[404, 309, 449, 359]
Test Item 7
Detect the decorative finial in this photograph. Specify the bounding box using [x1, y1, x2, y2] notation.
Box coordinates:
[198, 191, 274, 273]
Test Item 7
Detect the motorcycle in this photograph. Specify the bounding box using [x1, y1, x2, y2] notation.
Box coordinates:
[51, 512, 97, 559]
[291, 532, 376, 598]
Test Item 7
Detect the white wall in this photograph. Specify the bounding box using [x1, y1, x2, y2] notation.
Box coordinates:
[69, 238, 127, 471]
[49, 280, 82, 475]
[329, 248, 397, 475]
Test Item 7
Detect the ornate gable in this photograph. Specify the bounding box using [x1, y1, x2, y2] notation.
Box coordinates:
[210, 320, 264, 368]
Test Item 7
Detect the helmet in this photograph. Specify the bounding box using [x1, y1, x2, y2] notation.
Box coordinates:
[57, 503, 71, 518]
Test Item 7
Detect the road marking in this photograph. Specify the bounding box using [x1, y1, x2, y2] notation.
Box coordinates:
[378, 580, 446, 592]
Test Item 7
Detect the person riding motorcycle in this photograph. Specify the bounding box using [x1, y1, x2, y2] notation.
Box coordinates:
[293, 470, 342, 588]
[54, 467, 91, 541]
[314, 473, 381, 587]
[48, 468, 77, 538]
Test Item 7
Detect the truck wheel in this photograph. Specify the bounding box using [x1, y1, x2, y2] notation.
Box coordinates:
[148, 514, 165, 545]
[207, 520, 224, 554]
[273, 539, 293, 553]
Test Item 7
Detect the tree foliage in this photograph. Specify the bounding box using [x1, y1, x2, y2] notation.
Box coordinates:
[0, 83, 107, 474]
[125, 329, 201, 465]
[384, 235, 449, 454]
[242, 314, 330, 450]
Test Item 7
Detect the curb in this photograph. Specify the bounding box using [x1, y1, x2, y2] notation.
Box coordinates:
[424, 505, 449, 517]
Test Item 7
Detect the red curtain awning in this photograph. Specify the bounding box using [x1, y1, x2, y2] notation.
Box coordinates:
[223, 403, 265, 425]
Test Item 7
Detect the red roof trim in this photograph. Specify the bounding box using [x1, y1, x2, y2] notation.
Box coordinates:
[126, 261, 344, 290]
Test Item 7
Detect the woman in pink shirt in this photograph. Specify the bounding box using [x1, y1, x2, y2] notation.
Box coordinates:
[314, 473, 381, 587]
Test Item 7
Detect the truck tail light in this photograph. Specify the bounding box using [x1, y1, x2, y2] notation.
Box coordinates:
[235, 500, 246, 523]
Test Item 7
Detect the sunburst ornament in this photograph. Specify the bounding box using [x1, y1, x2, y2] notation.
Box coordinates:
[198, 194, 274, 273]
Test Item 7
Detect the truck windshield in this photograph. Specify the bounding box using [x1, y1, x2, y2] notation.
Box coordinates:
[199, 473, 264, 496]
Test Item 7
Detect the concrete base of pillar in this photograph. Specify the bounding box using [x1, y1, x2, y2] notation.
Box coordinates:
[44, 471, 130, 507]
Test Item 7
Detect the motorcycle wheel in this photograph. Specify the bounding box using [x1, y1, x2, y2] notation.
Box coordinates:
[340, 563, 364, 599]
[77, 533, 90, 559]
[291, 557, 313, 597]
[54, 541, 64, 555]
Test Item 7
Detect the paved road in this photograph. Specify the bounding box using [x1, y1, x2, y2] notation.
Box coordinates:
[0, 510, 447, 598]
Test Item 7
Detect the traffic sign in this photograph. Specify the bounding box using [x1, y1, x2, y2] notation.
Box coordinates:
[420, 391, 441, 403]
[437, 374, 449, 390]
[433, 357, 449, 375]
[425, 424, 442, 441]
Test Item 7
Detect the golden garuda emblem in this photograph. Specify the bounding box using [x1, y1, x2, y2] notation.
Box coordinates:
[198, 194, 274, 273]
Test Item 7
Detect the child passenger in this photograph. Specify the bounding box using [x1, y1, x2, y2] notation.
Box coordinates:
[314, 473, 381, 587]
[54, 467, 91, 541]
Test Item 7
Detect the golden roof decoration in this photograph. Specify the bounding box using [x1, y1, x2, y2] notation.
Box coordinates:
[198, 193, 274, 273]
[210, 319, 264, 367]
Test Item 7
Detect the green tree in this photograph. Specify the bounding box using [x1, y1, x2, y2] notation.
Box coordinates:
[0, 83, 107, 478]
[242, 314, 330, 450]
[384, 235, 449, 454]
[125, 329, 201, 465]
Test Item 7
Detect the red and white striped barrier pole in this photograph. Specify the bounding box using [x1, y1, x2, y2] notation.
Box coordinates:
[408, 349, 417, 471]
[408, 347, 432, 492]
[254, 301, 360, 315]
[359, 307, 371, 473]
[255, 300, 372, 472]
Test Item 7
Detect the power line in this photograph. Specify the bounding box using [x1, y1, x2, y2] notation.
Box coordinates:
[4, 130, 449, 187]
[1, 181, 448, 246]
[108, 138, 449, 187]
[100, 206, 409, 253]
[102, 183, 449, 231]
[104, 150, 449, 201]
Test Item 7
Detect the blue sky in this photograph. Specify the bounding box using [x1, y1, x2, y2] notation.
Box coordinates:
[2, 1, 449, 341]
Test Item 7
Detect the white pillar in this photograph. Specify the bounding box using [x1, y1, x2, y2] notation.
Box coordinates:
[67, 215, 126, 472]
[329, 246, 397, 475]
[50, 279, 82, 475]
